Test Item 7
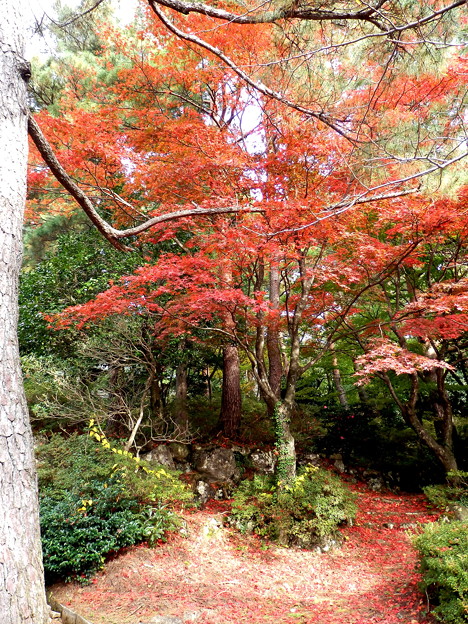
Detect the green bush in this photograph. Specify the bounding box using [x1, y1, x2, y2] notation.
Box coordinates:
[414, 521, 468, 624]
[36, 432, 192, 506]
[230, 466, 356, 548]
[40, 481, 177, 582]
[36, 433, 193, 582]
[424, 472, 468, 512]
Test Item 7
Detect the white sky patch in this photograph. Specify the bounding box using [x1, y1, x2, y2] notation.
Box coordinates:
[25, 0, 137, 59]
[235, 89, 266, 201]
[234, 89, 266, 157]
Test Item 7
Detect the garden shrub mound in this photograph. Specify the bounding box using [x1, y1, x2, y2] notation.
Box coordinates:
[230, 465, 357, 548]
[415, 520, 468, 624]
[36, 432, 193, 583]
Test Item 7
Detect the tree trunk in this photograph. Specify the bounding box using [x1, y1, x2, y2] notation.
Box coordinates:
[0, 3, 51, 622]
[266, 262, 283, 418]
[383, 373, 459, 479]
[220, 343, 242, 438]
[106, 365, 128, 437]
[353, 362, 370, 404]
[205, 366, 212, 401]
[403, 403, 459, 476]
[331, 344, 348, 409]
[174, 358, 189, 435]
[273, 402, 296, 487]
[219, 261, 242, 437]
[149, 364, 164, 422]
[429, 370, 455, 448]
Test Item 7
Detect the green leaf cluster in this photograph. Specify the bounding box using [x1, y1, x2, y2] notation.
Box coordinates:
[19, 225, 144, 358]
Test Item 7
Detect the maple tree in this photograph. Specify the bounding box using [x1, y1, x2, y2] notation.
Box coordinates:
[29, 0, 467, 485]
[47, 183, 468, 480]
[28, 0, 467, 238]
[2, 0, 466, 621]
[324, 187, 468, 478]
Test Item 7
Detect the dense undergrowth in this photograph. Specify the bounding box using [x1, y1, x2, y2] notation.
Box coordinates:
[37, 432, 192, 582]
[230, 466, 357, 548]
[415, 520, 468, 624]
[36, 429, 468, 624]
[411, 473, 468, 624]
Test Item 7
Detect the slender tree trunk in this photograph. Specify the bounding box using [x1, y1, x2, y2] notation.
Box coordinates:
[383, 372, 459, 479]
[403, 403, 459, 476]
[270, 256, 313, 486]
[273, 401, 296, 486]
[149, 364, 164, 422]
[220, 343, 242, 438]
[265, 256, 313, 488]
[267, 262, 283, 418]
[205, 366, 212, 401]
[331, 344, 348, 409]
[353, 362, 370, 404]
[356, 383, 370, 405]
[429, 370, 454, 447]
[174, 360, 189, 434]
[0, 3, 50, 622]
[106, 365, 128, 437]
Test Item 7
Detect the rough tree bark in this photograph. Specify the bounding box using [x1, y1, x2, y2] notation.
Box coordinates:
[0, 2, 50, 622]
[219, 263, 242, 438]
[174, 341, 189, 434]
[220, 343, 242, 438]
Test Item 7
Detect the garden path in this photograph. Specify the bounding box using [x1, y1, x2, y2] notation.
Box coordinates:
[49, 482, 440, 624]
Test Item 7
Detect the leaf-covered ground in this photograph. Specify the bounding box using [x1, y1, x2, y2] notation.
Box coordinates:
[49, 482, 441, 624]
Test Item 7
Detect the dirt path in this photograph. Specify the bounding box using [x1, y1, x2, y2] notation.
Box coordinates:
[49, 484, 440, 624]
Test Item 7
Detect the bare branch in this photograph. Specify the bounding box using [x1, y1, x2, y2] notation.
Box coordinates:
[50, 0, 107, 28]
[149, 0, 466, 33]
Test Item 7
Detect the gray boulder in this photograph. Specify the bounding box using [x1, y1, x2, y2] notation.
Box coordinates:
[249, 449, 276, 474]
[141, 446, 175, 470]
[195, 479, 213, 505]
[192, 447, 236, 481]
[168, 442, 190, 461]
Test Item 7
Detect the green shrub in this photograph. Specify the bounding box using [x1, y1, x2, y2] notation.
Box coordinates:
[230, 466, 356, 548]
[36, 431, 192, 506]
[414, 521, 468, 624]
[424, 472, 468, 512]
[40, 481, 178, 582]
[36, 433, 193, 582]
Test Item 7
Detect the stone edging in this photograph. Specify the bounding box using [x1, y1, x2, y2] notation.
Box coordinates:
[48, 593, 94, 624]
